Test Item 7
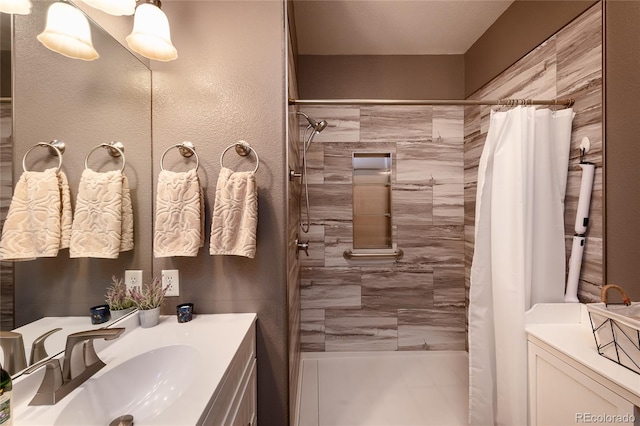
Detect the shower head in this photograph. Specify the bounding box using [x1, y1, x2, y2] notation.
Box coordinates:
[297, 111, 327, 133]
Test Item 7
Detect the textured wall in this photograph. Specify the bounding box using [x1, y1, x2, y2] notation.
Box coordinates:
[12, 1, 152, 326]
[297, 55, 464, 100]
[604, 1, 640, 301]
[464, 4, 604, 308]
[299, 105, 466, 352]
[150, 2, 288, 424]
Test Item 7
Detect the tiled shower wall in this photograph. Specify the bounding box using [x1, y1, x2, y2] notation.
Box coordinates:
[299, 105, 466, 352]
[0, 102, 13, 330]
[287, 25, 303, 422]
[464, 3, 603, 305]
[299, 2, 603, 353]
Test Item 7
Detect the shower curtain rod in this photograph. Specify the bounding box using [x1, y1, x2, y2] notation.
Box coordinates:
[288, 98, 575, 107]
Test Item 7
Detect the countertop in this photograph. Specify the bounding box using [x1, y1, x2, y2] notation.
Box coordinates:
[526, 303, 640, 405]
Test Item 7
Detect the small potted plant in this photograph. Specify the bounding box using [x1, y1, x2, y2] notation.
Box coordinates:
[129, 277, 168, 328]
[105, 276, 135, 319]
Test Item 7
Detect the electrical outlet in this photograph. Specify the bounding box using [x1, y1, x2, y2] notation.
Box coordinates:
[162, 269, 179, 297]
[124, 270, 142, 292]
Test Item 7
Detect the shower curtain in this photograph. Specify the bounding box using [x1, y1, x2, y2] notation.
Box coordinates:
[469, 106, 574, 425]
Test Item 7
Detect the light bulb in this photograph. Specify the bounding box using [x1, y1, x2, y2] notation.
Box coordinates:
[0, 0, 32, 15]
[126, 2, 177, 62]
[37, 2, 99, 61]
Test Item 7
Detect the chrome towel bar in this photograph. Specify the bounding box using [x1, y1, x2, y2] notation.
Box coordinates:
[343, 249, 404, 260]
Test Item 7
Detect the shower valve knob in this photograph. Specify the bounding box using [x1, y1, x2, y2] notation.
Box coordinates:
[289, 169, 302, 180]
[296, 240, 310, 257]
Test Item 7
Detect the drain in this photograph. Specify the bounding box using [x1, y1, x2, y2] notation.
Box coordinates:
[109, 414, 134, 426]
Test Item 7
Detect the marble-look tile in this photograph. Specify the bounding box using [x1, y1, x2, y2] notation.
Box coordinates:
[301, 284, 361, 309]
[299, 106, 360, 143]
[397, 225, 465, 267]
[434, 266, 466, 308]
[361, 106, 432, 143]
[301, 309, 326, 352]
[308, 183, 352, 225]
[300, 225, 326, 267]
[556, 5, 602, 96]
[303, 142, 325, 185]
[433, 183, 464, 225]
[398, 308, 466, 350]
[324, 224, 353, 268]
[433, 106, 464, 142]
[393, 183, 432, 226]
[397, 141, 463, 185]
[1, 106, 13, 330]
[325, 309, 398, 351]
[361, 269, 434, 310]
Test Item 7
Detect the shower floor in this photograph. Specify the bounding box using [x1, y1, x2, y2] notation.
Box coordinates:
[297, 351, 469, 426]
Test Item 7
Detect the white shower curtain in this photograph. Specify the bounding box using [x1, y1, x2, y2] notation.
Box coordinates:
[469, 106, 574, 425]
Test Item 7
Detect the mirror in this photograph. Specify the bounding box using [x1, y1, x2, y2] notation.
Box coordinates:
[0, 0, 152, 377]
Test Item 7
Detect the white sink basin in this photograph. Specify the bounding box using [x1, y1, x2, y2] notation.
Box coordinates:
[11, 312, 257, 426]
[53, 345, 198, 425]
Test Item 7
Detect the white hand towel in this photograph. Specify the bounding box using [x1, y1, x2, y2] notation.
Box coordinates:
[209, 167, 258, 258]
[0, 168, 72, 261]
[154, 168, 203, 257]
[70, 169, 134, 259]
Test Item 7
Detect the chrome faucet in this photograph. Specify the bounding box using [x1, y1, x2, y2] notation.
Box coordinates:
[29, 328, 125, 406]
[30, 327, 62, 365]
[0, 331, 27, 375]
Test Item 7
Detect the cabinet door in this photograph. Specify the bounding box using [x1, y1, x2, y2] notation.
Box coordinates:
[232, 360, 257, 426]
[528, 343, 636, 425]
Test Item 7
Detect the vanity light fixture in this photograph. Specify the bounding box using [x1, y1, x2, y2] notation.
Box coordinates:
[37, 1, 99, 61]
[81, 0, 136, 16]
[0, 0, 32, 15]
[126, 0, 177, 62]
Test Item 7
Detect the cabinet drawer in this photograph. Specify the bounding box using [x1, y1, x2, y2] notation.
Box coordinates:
[202, 321, 256, 425]
[230, 359, 257, 426]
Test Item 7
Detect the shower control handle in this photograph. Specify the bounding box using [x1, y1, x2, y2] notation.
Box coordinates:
[289, 169, 302, 180]
[296, 239, 309, 257]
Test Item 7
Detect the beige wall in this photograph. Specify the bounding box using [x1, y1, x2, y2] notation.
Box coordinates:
[604, 1, 640, 301]
[151, 1, 288, 424]
[464, 0, 597, 97]
[12, 2, 153, 325]
[297, 55, 464, 100]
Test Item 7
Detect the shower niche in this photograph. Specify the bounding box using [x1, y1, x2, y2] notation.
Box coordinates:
[345, 152, 402, 261]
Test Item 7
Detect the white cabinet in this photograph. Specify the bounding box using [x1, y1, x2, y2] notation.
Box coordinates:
[528, 338, 637, 426]
[201, 321, 257, 426]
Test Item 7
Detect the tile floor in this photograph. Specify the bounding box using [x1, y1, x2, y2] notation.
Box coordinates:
[297, 351, 469, 426]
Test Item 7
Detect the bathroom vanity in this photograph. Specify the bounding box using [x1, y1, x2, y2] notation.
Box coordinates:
[10, 312, 257, 425]
[526, 304, 640, 425]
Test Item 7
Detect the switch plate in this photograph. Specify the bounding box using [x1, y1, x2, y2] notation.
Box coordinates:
[162, 269, 179, 297]
[124, 270, 142, 292]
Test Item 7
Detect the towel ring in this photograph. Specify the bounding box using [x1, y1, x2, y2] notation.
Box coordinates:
[160, 141, 199, 172]
[22, 140, 65, 173]
[84, 141, 126, 172]
[219, 140, 259, 173]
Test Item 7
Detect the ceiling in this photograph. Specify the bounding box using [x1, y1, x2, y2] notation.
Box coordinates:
[293, 0, 515, 55]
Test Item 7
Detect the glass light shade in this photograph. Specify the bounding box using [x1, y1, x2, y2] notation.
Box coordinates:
[0, 0, 32, 15]
[126, 3, 177, 62]
[81, 0, 135, 16]
[37, 2, 99, 61]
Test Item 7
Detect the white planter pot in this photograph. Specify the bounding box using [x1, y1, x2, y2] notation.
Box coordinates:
[138, 307, 161, 328]
[110, 307, 135, 320]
